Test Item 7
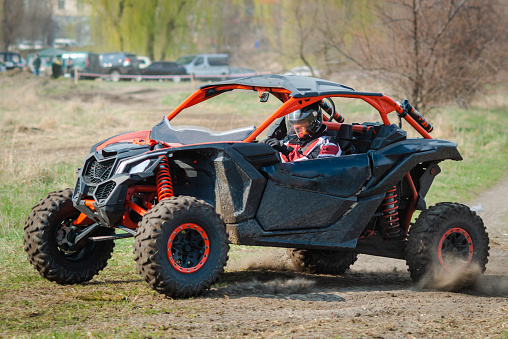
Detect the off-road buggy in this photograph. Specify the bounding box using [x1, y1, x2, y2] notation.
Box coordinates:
[24, 74, 489, 297]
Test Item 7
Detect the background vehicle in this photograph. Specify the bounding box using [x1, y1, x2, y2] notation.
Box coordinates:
[0, 52, 23, 70]
[137, 56, 152, 69]
[140, 61, 187, 82]
[62, 52, 89, 75]
[17, 40, 43, 51]
[176, 53, 229, 80]
[84, 52, 141, 82]
[24, 74, 489, 299]
[53, 39, 77, 49]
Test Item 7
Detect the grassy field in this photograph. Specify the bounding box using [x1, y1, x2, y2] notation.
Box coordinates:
[0, 73, 507, 337]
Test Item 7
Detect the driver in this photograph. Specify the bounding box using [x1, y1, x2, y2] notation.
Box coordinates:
[264, 102, 341, 162]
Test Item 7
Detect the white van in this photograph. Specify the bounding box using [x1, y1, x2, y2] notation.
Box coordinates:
[176, 53, 229, 79]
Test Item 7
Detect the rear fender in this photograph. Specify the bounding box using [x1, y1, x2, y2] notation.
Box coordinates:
[359, 139, 462, 197]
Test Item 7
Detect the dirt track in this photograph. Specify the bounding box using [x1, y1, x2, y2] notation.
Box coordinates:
[83, 83, 507, 338]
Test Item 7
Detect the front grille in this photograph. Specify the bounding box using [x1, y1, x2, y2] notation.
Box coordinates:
[95, 181, 116, 201]
[84, 159, 115, 184]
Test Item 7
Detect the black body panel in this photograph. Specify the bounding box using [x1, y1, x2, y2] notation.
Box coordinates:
[228, 193, 385, 250]
[261, 154, 371, 198]
[360, 138, 462, 196]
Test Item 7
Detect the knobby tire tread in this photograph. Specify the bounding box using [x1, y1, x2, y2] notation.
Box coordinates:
[406, 202, 489, 287]
[23, 188, 115, 284]
[133, 196, 229, 298]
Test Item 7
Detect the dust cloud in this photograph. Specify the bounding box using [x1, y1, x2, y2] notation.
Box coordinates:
[225, 248, 295, 272]
[472, 275, 508, 297]
[215, 278, 316, 296]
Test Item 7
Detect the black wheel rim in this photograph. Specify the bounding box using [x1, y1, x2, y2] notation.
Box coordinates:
[437, 227, 473, 270]
[167, 223, 210, 274]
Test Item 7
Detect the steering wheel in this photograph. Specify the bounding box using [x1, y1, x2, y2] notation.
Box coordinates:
[320, 98, 344, 123]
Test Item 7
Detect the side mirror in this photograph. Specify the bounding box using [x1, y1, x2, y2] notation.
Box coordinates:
[260, 91, 269, 102]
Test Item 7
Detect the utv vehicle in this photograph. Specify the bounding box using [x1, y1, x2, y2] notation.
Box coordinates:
[24, 74, 489, 297]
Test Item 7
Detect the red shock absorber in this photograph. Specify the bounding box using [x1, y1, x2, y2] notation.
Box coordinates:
[156, 156, 173, 201]
[381, 186, 401, 238]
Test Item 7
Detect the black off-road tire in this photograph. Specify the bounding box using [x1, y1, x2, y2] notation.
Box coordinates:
[133, 196, 229, 298]
[287, 248, 358, 275]
[406, 202, 489, 289]
[23, 188, 115, 284]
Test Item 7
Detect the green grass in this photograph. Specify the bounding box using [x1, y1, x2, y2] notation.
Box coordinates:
[426, 106, 508, 205]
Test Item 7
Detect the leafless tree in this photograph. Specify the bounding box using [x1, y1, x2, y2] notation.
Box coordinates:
[320, 0, 508, 110]
[16, 0, 54, 48]
[1, 0, 25, 50]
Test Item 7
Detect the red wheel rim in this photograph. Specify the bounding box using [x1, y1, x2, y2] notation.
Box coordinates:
[167, 223, 210, 274]
[437, 227, 474, 271]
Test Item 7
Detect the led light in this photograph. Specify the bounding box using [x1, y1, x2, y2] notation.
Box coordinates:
[129, 159, 151, 174]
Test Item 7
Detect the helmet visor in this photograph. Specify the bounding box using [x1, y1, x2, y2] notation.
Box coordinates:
[286, 108, 319, 139]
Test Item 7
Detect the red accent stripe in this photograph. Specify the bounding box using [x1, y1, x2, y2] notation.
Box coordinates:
[96, 130, 151, 151]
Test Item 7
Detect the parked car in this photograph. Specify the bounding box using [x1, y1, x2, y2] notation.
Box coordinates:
[137, 56, 152, 69]
[176, 53, 229, 80]
[0, 52, 23, 70]
[62, 52, 89, 75]
[17, 40, 43, 51]
[140, 61, 187, 82]
[53, 39, 77, 48]
[84, 52, 141, 82]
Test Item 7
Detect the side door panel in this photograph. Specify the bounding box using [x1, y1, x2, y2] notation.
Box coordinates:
[257, 154, 371, 231]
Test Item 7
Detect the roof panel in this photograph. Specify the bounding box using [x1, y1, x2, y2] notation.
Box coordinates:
[200, 74, 382, 98]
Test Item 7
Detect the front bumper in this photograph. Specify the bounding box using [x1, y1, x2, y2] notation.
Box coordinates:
[72, 148, 164, 227]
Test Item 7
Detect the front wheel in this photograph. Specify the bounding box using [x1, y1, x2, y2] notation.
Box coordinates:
[133, 196, 229, 298]
[23, 188, 115, 284]
[286, 248, 358, 275]
[406, 202, 489, 290]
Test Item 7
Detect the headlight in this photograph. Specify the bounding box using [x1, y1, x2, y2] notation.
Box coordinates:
[115, 158, 155, 175]
[114, 150, 168, 175]
[129, 159, 151, 174]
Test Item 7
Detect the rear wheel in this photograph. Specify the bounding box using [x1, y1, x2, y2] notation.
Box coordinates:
[23, 188, 115, 284]
[133, 196, 229, 298]
[287, 248, 357, 275]
[406, 202, 489, 290]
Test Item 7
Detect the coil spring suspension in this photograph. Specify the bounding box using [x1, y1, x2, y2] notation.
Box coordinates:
[156, 157, 173, 201]
[380, 186, 401, 238]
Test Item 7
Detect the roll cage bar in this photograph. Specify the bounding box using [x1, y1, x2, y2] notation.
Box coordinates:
[166, 75, 433, 141]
